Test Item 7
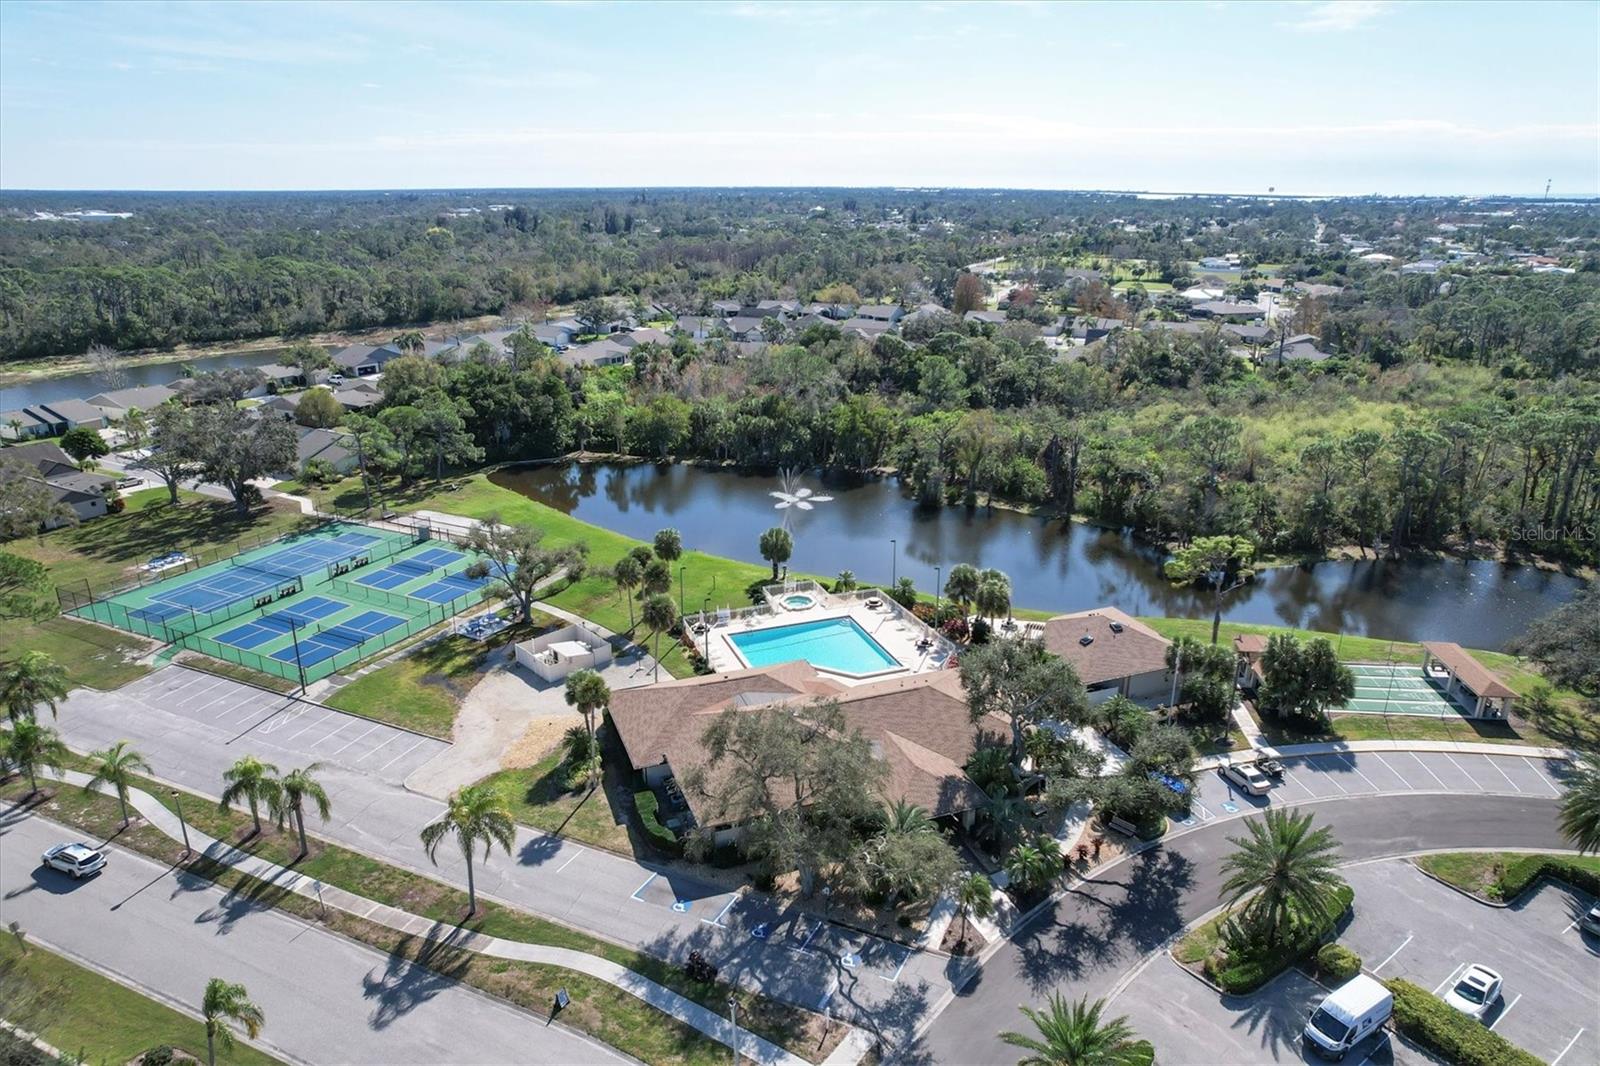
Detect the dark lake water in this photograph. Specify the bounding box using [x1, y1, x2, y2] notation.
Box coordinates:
[1, 349, 287, 409]
[492, 461, 1588, 652]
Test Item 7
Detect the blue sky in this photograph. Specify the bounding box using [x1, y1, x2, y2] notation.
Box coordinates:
[2, 0, 1596, 194]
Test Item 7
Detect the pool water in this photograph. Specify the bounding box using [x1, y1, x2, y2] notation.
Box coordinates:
[729, 616, 900, 675]
[782, 593, 816, 609]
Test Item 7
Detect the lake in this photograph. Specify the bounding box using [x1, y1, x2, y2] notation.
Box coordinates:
[491, 461, 1588, 652]
[1, 349, 288, 410]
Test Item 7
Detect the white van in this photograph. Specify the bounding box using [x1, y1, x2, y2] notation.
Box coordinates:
[1303, 974, 1392, 1060]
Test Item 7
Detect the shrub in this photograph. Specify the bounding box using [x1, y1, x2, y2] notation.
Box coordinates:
[1387, 979, 1543, 1066]
[970, 618, 992, 644]
[633, 787, 681, 857]
[140, 1048, 177, 1066]
[1498, 855, 1600, 901]
[911, 601, 938, 624]
[941, 616, 970, 642]
[1204, 885, 1354, 994]
[1315, 943, 1362, 982]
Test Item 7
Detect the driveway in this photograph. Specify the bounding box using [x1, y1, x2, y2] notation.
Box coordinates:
[0, 810, 625, 1065]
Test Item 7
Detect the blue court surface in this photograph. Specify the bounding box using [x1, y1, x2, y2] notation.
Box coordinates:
[270, 609, 406, 667]
[141, 530, 383, 616]
[355, 547, 464, 591]
[409, 571, 489, 604]
[214, 596, 348, 651]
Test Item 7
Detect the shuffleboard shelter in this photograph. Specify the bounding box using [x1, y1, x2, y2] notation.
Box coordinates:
[1420, 642, 1517, 720]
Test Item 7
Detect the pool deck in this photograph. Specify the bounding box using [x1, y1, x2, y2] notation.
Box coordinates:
[694, 585, 956, 685]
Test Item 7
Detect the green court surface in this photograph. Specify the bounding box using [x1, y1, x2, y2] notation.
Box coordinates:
[1336, 662, 1471, 718]
[70, 520, 493, 685]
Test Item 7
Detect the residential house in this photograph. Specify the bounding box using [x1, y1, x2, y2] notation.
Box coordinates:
[804, 302, 855, 320]
[1268, 333, 1335, 363]
[561, 337, 633, 368]
[1036, 606, 1172, 705]
[86, 384, 179, 420]
[0, 399, 107, 441]
[1190, 300, 1265, 321]
[531, 320, 580, 349]
[1232, 634, 1268, 694]
[257, 394, 300, 421]
[753, 299, 802, 318]
[606, 664, 1005, 842]
[293, 426, 358, 476]
[963, 310, 1008, 326]
[673, 315, 720, 341]
[723, 316, 772, 342]
[836, 317, 893, 340]
[710, 299, 743, 317]
[330, 343, 405, 377]
[1399, 260, 1442, 275]
[1070, 316, 1127, 344]
[332, 380, 383, 411]
[855, 304, 903, 324]
[0, 441, 115, 527]
[1292, 282, 1344, 299]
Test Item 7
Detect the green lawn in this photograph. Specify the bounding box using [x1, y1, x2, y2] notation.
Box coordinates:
[1415, 852, 1600, 901]
[0, 939, 279, 1066]
[3, 765, 837, 1064]
[477, 745, 636, 855]
[9, 488, 314, 602]
[0, 615, 152, 689]
[326, 615, 556, 737]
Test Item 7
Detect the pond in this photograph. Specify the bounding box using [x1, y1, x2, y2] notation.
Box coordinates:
[490, 461, 1587, 652]
[1, 349, 289, 410]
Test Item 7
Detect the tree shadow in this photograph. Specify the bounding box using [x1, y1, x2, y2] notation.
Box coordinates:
[361, 925, 474, 1030]
[192, 862, 296, 935]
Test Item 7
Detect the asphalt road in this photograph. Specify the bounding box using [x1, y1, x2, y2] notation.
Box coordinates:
[0, 811, 626, 1066]
[912, 793, 1566, 1066]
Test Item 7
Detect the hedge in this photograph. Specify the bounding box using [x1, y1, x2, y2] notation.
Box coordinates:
[633, 788, 681, 857]
[1499, 854, 1600, 901]
[1207, 884, 1355, 994]
[1314, 943, 1362, 983]
[1387, 979, 1543, 1066]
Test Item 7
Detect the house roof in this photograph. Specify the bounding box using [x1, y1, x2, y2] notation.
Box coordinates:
[836, 317, 892, 335]
[295, 426, 353, 468]
[86, 384, 177, 410]
[1039, 606, 1171, 687]
[1233, 634, 1268, 655]
[562, 338, 632, 366]
[1421, 642, 1517, 699]
[963, 310, 1007, 324]
[39, 399, 105, 423]
[856, 304, 900, 320]
[1275, 334, 1334, 362]
[1192, 300, 1264, 318]
[607, 662, 1001, 825]
[332, 343, 402, 369]
[256, 363, 303, 380]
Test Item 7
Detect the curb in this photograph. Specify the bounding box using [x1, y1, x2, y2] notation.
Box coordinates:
[1196, 739, 1578, 771]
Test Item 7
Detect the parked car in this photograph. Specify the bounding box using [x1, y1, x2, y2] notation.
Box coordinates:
[1579, 904, 1600, 936]
[115, 475, 142, 489]
[1257, 758, 1286, 780]
[40, 842, 107, 879]
[1442, 964, 1502, 1021]
[1220, 761, 1273, 796]
[1304, 974, 1392, 1060]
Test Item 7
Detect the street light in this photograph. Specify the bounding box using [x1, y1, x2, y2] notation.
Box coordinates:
[934, 565, 941, 614]
[890, 539, 897, 586]
[727, 995, 739, 1065]
[678, 565, 687, 615]
[171, 789, 191, 859]
[702, 595, 712, 664]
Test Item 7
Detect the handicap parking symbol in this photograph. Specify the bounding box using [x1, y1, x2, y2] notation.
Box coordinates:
[1221, 801, 1240, 813]
[1174, 814, 1196, 826]
[751, 922, 771, 940]
[672, 899, 692, 913]
[840, 952, 861, 970]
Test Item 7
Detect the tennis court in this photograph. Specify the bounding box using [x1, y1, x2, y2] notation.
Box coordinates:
[214, 596, 349, 650]
[1335, 662, 1469, 718]
[270, 609, 406, 667]
[355, 546, 465, 590]
[410, 570, 490, 604]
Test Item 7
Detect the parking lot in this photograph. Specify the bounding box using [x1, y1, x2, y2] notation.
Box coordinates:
[1339, 859, 1596, 1065]
[1110, 857, 1597, 1065]
[1178, 749, 1568, 831]
[60, 665, 448, 784]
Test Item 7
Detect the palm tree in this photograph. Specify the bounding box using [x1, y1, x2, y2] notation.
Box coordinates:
[980, 785, 1028, 851]
[641, 593, 678, 684]
[1000, 993, 1150, 1066]
[273, 763, 332, 859]
[1219, 808, 1345, 947]
[86, 740, 152, 828]
[202, 978, 264, 1066]
[1558, 755, 1600, 854]
[612, 555, 642, 631]
[392, 329, 425, 356]
[219, 755, 279, 837]
[1, 651, 71, 721]
[560, 723, 599, 775]
[882, 799, 935, 837]
[563, 669, 610, 789]
[757, 526, 793, 581]
[833, 569, 858, 593]
[944, 563, 980, 618]
[1005, 842, 1057, 897]
[652, 527, 683, 564]
[975, 568, 1012, 627]
[420, 783, 516, 917]
[2, 718, 67, 796]
[955, 871, 995, 949]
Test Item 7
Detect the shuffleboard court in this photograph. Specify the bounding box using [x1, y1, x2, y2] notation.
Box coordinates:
[1333, 662, 1469, 718]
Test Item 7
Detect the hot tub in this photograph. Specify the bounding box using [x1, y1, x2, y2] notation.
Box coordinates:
[780, 592, 817, 610]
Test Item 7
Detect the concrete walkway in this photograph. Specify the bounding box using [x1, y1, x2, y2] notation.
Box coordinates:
[54, 768, 822, 1066]
[1197, 737, 1578, 770]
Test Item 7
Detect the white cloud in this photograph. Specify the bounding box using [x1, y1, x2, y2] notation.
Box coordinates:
[1283, 1, 1389, 32]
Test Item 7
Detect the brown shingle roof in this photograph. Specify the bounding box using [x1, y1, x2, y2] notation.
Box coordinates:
[1421, 642, 1517, 699]
[1040, 606, 1171, 687]
[1233, 634, 1268, 655]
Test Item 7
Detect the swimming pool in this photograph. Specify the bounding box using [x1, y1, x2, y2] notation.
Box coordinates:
[729, 616, 901, 676]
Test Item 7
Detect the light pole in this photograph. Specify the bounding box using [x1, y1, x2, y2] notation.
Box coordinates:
[934, 565, 941, 614]
[171, 789, 191, 859]
[702, 596, 712, 664]
[727, 995, 738, 1065]
[890, 539, 897, 586]
[678, 566, 686, 615]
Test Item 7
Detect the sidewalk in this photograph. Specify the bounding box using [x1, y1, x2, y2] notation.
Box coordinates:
[54, 769, 827, 1066]
[1197, 737, 1578, 770]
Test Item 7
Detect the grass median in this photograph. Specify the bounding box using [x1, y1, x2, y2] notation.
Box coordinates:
[2, 763, 841, 1064]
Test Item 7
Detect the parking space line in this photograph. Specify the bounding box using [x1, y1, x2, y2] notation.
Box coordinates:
[1432, 962, 1467, 996]
[1274, 767, 1315, 799]
[1303, 759, 1348, 794]
[1372, 933, 1412, 972]
[555, 846, 585, 873]
[1482, 756, 1523, 793]
[377, 737, 429, 773]
[630, 873, 658, 901]
[791, 922, 820, 955]
[880, 946, 911, 983]
[1406, 752, 1449, 789]
[355, 731, 404, 765]
[1441, 752, 1480, 790]
[1371, 753, 1414, 789]
[1552, 1028, 1586, 1065]
[702, 895, 737, 927]
[1328, 752, 1381, 792]
[284, 712, 334, 743]
[1523, 757, 1562, 797]
[1488, 992, 1521, 1031]
[327, 723, 379, 756]
[1350, 1034, 1390, 1066]
[311, 718, 350, 748]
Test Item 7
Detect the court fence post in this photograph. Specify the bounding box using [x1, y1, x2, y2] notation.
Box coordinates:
[289, 619, 308, 694]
